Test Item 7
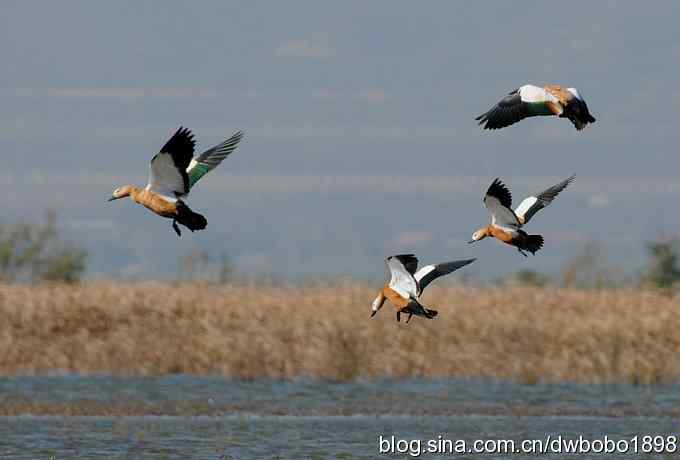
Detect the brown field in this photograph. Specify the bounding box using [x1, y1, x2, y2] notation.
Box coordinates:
[1, 282, 679, 384]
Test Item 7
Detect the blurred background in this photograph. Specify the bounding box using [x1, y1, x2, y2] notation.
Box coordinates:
[2, 0, 680, 283]
[4, 4, 680, 455]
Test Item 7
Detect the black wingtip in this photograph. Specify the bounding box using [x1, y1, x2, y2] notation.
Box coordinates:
[225, 130, 245, 144]
[175, 126, 195, 141]
[485, 178, 513, 209]
[390, 253, 416, 259]
[161, 126, 196, 158]
[390, 254, 419, 274]
[488, 177, 507, 194]
[450, 257, 477, 267]
[556, 174, 576, 191]
[449, 258, 477, 271]
[476, 112, 491, 128]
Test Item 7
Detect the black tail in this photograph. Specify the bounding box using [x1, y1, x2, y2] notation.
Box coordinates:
[176, 201, 207, 232]
[410, 301, 438, 319]
[423, 307, 438, 319]
[566, 99, 595, 130]
[580, 99, 596, 123]
[521, 234, 544, 255]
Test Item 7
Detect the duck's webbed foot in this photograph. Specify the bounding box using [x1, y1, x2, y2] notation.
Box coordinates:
[517, 248, 528, 257]
[405, 313, 413, 324]
[172, 220, 182, 237]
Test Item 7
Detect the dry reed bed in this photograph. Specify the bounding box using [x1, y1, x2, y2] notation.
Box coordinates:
[1, 282, 679, 383]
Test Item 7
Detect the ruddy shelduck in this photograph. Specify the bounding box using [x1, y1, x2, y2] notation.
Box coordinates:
[371, 254, 475, 323]
[469, 176, 575, 256]
[108, 127, 244, 236]
[476, 84, 596, 131]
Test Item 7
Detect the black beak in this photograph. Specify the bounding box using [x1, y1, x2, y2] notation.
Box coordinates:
[467, 240, 475, 244]
[107, 196, 119, 202]
[370, 310, 377, 318]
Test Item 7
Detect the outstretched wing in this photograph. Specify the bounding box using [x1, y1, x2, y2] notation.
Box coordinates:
[147, 127, 196, 198]
[391, 254, 418, 275]
[484, 178, 519, 230]
[475, 90, 531, 130]
[515, 175, 575, 225]
[414, 258, 475, 294]
[386, 255, 418, 299]
[485, 178, 512, 208]
[187, 130, 244, 189]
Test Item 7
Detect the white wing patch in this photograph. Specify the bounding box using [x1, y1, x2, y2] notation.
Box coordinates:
[413, 265, 436, 295]
[147, 153, 188, 198]
[567, 87, 582, 100]
[514, 196, 538, 224]
[387, 257, 417, 300]
[413, 265, 436, 284]
[519, 85, 547, 103]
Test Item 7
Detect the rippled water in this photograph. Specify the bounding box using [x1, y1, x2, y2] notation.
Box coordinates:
[1, 376, 679, 459]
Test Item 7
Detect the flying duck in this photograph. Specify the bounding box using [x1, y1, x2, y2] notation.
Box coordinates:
[371, 254, 475, 323]
[468, 176, 575, 256]
[108, 127, 244, 236]
[476, 84, 596, 131]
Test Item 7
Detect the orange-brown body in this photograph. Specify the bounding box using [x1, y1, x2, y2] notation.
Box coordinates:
[487, 225, 515, 245]
[382, 284, 410, 310]
[129, 188, 179, 219]
[371, 284, 438, 321]
[475, 225, 543, 255]
[475, 225, 525, 248]
[112, 185, 180, 218]
[544, 85, 575, 116]
[110, 184, 207, 234]
[544, 84, 574, 105]
[544, 85, 574, 116]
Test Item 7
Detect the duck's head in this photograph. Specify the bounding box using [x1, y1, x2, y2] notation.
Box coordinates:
[108, 185, 134, 202]
[468, 228, 489, 244]
[370, 291, 386, 318]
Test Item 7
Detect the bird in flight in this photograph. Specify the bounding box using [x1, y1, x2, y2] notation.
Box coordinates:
[468, 176, 575, 256]
[371, 254, 475, 323]
[108, 127, 244, 236]
[476, 84, 595, 131]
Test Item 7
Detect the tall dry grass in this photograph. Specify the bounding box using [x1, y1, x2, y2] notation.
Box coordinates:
[1, 282, 679, 383]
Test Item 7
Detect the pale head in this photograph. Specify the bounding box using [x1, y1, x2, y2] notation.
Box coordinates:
[468, 227, 489, 244]
[370, 291, 386, 318]
[108, 185, 135, 202]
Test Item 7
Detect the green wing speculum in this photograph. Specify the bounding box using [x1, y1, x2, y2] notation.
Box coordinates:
[187, 130, 244, 189]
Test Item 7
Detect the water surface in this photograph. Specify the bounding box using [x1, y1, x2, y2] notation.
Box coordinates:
[1, 376, 679, 459]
